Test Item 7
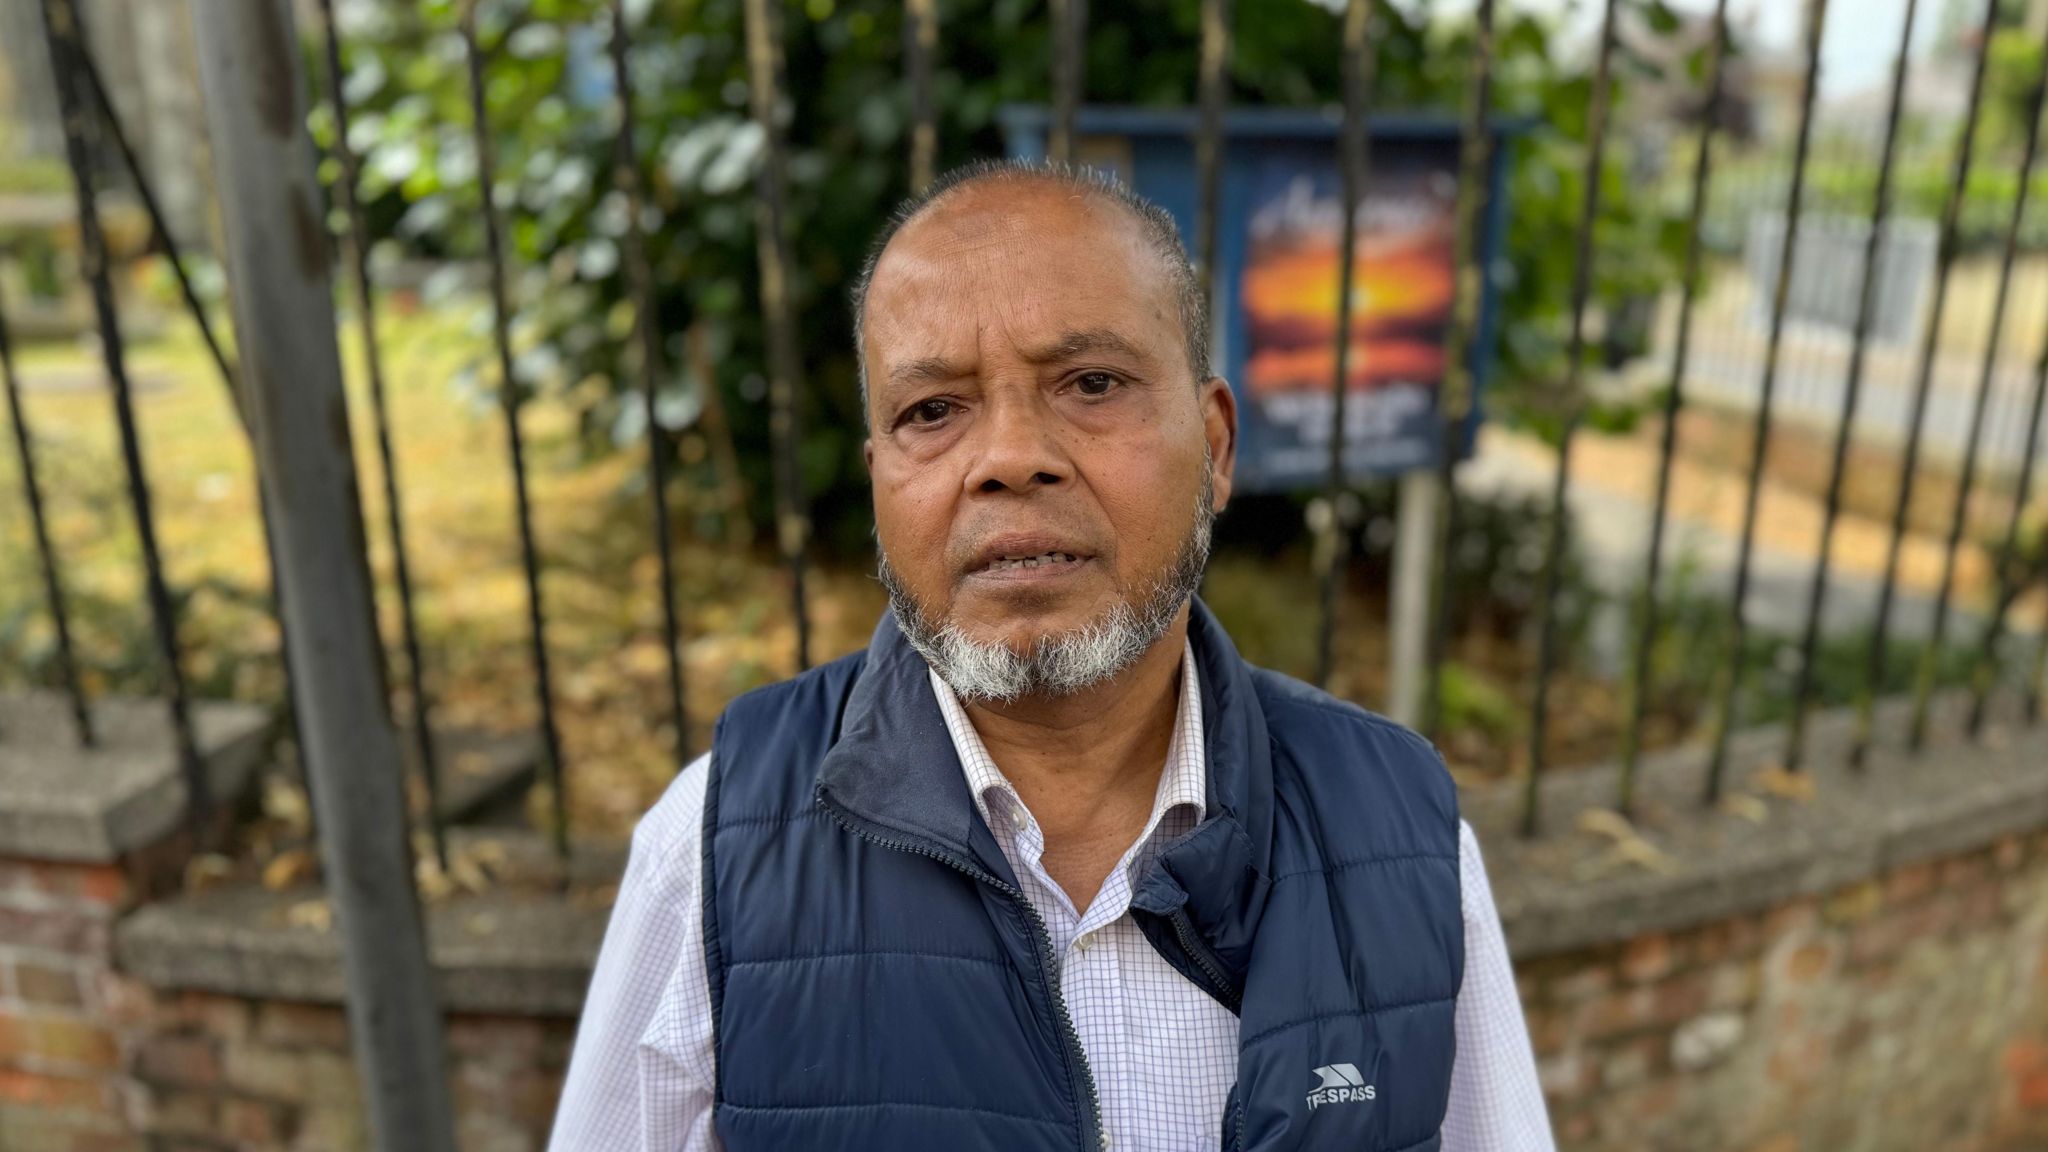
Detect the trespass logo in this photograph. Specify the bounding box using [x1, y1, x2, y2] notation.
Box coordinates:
[1306, 1063, 1376, 1111]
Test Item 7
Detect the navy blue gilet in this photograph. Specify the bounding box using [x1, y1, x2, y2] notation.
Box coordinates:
[703, 600, 1463, 1151]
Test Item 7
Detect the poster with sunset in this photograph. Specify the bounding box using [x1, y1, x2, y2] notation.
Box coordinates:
[1232, 140, 1464, 486]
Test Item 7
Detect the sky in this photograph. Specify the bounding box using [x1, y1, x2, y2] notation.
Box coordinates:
[1398, 0, 1956, 100]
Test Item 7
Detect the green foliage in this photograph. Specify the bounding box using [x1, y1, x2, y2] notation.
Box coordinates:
[1435, 659, 1519, 742]
[323, 0, 1688, 555]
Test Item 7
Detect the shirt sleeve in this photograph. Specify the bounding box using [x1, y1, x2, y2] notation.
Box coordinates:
[549, 753, 720, 1152]
[1441, 820, 1555, 1152]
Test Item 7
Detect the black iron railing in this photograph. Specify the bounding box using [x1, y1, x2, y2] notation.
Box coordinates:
[4, 0, 2046, 877]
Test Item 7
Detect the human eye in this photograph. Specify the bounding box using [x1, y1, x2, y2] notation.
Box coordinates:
[899, 397, 957, 427]
[1070, 370, 1124, 398]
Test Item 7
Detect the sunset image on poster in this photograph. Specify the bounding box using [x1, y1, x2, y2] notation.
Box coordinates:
[1242, 166, 1457, 397]
[1227, 143, 1466, 485]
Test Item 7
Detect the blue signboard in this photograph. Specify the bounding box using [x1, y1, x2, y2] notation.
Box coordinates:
[1000, 106, 1514, 492]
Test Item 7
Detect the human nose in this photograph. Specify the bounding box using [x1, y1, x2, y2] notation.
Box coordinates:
[961, 392, 1071, 496]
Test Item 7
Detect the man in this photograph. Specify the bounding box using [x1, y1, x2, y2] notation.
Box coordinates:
[551, 160, 1551, 1151]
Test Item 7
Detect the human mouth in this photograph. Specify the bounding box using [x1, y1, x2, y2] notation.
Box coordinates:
[983, 551, 1084, 573]
[964, 535, 1098, 582]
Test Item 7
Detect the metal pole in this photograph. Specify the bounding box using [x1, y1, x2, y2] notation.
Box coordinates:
[1422, 0, 1495, 742]
[1049, 0, 1085, 165]
[1701, 0, 1827, 802]
[1785, 0, 1918, 771]
[462, 3, 571, 859]
[1911, 33, 2048, 748]
[1195, 0, 1231, 320]
[316, 0, 448, 865]
[1387, 471, 1436, 725]
[743, 0, 813, 672]
[1853, 0, 1996, 768]
[1314, 0, 1377, 691]
[188, 6, 457, 1149]
[0, 278, 93, 747]
[40, 0, 204, 819]
[1616, 0, 1731, 804]
[907, 0, 937, 193]
[1967, 307, 2048, 735]
[607, 0, 692, 764]
[1524, 0, 1618, 837]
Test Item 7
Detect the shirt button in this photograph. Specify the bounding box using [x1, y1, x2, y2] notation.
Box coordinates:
[1099, 1133, 1111, 1150]
[1075, 932, 1094, 953]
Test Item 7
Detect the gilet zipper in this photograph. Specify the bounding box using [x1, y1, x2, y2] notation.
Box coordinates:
[819, 798, 1106, 1151]
[1169, 907, 1242, 1012]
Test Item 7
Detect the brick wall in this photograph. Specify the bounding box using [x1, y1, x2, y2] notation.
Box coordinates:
[0, 853, 152, 1152]
[116, 994, 573, 1152]
[9, 691, 2048, 1150]
[1517, 831, 2048, 1151]
[0, 837, 579, 1152]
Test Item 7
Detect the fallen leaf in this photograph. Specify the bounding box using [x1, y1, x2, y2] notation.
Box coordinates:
[286, 899, 333, 933]
[262, 776, 312, 833]
[1720, 794, 1770, 824]
[261, 848, 318, 891]
[184, 854, 235, 893]
[1749, 766, 1816, 802]
[1576, 808, 1637, 843]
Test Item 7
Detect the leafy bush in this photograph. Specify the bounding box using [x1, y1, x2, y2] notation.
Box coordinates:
[318, 0, 1691, 557]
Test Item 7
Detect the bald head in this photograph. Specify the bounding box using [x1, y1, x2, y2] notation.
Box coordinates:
[851, 160, 1211, 410]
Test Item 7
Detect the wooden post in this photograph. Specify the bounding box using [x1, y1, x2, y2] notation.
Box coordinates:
[186, 4, 457, 1150]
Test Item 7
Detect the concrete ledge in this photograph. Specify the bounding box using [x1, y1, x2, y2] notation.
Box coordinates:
[114, 877, 615, 1016]
[0, 692, 272, 862]
[1471, 689, 2048, 959]
[105, 690, 2048, 1018]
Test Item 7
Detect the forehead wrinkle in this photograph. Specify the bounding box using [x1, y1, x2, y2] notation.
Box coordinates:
[1020, 327, 1149, 365]
[887, 354, 967, 388]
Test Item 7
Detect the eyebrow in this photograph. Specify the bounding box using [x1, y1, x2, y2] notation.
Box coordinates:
[1022, 327, 1148, 365]
[887, 356, 966, 388]
[882, 327, 1150, 390]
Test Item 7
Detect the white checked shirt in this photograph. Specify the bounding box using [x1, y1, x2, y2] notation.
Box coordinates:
[550, 643, 1553, 1151]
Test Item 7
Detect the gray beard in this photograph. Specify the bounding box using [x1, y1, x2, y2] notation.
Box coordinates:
[877, 466, 1215, 705]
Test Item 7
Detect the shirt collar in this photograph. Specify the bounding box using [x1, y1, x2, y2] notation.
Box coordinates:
[928, 639, 1208, 846]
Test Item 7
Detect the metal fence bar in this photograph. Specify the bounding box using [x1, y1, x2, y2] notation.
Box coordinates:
[606, 0, 692, 765]
[1703, 0, 1827, 801]
[1194, 0, 1231, 318]
[1967, 308, 2048, 736]
[2033, 604, 2048, 724]
[1523, 0, 1618, 837]
[1853, 0, 1995, 769]
[742, 0, 814, 671]
[317, 0, 448, 866]
[1422, 0, 1495, 741]
[39, 0, 206, 820]
[1910, 36, 2048, 749]
[1616, 0, 1731, 808]
[1314, 0, 1379, 691]
[1049, 0, 1084, 165]
[907, 0, 937, 193]
[1785, 0, 1918, 772]
[78, 51, 236, 391]
[79, 13, 317, 802]
[461, 3, 570, 861]
[0, 280, 93, 747]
